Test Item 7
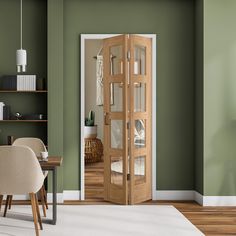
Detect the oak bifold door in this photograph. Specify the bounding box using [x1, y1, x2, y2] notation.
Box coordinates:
[103, 34, 152, 205]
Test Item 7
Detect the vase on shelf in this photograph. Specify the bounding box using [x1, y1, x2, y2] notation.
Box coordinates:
[84, 110, 97, 138]
[84, 125, 97, 139]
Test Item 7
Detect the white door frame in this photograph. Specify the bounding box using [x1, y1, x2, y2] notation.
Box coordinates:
[80, 34, 157, 201]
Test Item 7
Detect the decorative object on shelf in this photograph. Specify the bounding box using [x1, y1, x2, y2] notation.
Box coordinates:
[15, 112, 22, 120]
[17, 75, 36, 91]
[0, 75, 17, 90]
[3, 105, 11, 120]
[36, 78, 45, 90]
[84, 110, 97, 138]
[85, 110, 95, 126]
[16, 0, 27, 73]
[0, 102, 5, 120]
[0, 75, 38, 91]
[7, 136, 14, 145]
[40, 151, 48, 161]
[84, 138, 103, 164]
[23, 113, 46, 120]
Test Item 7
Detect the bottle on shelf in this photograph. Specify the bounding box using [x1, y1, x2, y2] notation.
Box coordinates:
[0, 102, 5, 120]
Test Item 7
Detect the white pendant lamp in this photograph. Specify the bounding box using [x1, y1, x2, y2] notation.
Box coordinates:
[16, 0, 27, 73]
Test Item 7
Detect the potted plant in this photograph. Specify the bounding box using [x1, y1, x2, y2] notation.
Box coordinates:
[84, 110, 97, 138]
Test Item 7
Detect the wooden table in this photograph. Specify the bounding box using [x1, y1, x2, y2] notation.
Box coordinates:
[39, 156, 63, 225]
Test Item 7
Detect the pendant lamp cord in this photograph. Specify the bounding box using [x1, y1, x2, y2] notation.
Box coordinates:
[20, 0, 22, 49]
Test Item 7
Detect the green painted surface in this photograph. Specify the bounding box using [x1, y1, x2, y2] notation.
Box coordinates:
[63, 0, 195, 190]
[0, 0, 47, 77]
[204, 0, 236, 196]
[0, 0, 202, 193]
[0, 0, 47, 143]
[48, 0, 64, 192]
[195, 0, 204, 195]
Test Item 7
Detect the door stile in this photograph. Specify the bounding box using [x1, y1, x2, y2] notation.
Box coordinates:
[129, 35, 152, 204]
[103, 37, 110, 202]
[103, 35, 129, 204]
[123, 35, 129, 204]
[129, 36, 135, 205]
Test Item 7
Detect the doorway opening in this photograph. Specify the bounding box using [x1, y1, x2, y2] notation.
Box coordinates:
[81, 34, 156, 204]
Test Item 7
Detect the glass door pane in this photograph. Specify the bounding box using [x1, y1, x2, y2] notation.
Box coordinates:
[134, 119, 146, 148]
[110, 45, 123, 76]
[134, 83, 146, 112]
[110, 83, 123, 112]
[111, 156, 123, 186]
[110, 120, 123, 149]
[134, 156, 146, 185]
[134, 45, 146, 75]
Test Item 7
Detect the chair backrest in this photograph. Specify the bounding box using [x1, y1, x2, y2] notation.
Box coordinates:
[0, 146, 44, 195]
[13, 137, 47, 157]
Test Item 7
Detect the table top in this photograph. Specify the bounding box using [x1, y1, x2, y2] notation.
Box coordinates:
[38, 156, 63, 168]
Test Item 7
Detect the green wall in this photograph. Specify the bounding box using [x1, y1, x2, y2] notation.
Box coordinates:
[204, 0, 236, 196]
[195, 0, 204, 194]
[3, 0, 225, 195]
[63, 0, 195, 190]
[48, 0, 64, 192]
[0, 0, 47, 77]
[0, 0, 47, 144]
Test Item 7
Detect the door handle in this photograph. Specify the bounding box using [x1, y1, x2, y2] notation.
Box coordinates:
[104, 112, 111, 125]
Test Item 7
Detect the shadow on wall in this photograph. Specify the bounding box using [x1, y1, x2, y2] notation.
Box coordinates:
[205, 121, 236, 195]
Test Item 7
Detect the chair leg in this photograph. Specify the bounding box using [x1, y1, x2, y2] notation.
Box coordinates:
[42, 185, 48, 209]
[8, 195, 13, 209]
[3, 195, 10, 217]
[0, 195, 3, 211]
[40, 187, 46, 217]
[35, 194, 43, 230]
[30, 193, 39, 236]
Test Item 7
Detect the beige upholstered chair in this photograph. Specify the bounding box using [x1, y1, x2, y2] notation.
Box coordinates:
[10, 137, 48, 216]
[0, 145, 44, 236]
[13, 137, 47, 157]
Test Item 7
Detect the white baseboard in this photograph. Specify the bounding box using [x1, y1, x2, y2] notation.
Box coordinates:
[6, 191, 236, 206]
[46, 191, 80, 203]
[9, 194, 29, 201]
[4, 191, 79, 204]
[192, 192, 236, 206]
[194, 191, 203, 205]
[47, 193, 64, 204]
[63, 190, 80, 201]
[202, 196, 236, 206]
[155, 191, 236, 206]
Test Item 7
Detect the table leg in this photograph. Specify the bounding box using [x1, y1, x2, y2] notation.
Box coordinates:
[52, 167, 57, 225]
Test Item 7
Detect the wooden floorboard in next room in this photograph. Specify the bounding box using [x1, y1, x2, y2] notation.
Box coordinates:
[85, 161, 104, 200]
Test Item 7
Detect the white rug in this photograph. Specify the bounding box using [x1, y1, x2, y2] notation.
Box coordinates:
[0, 205, 204, 236]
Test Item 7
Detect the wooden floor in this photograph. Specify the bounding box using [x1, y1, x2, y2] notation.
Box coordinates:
[84, 161, 236, 235]
[85, 161, 104, 200]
